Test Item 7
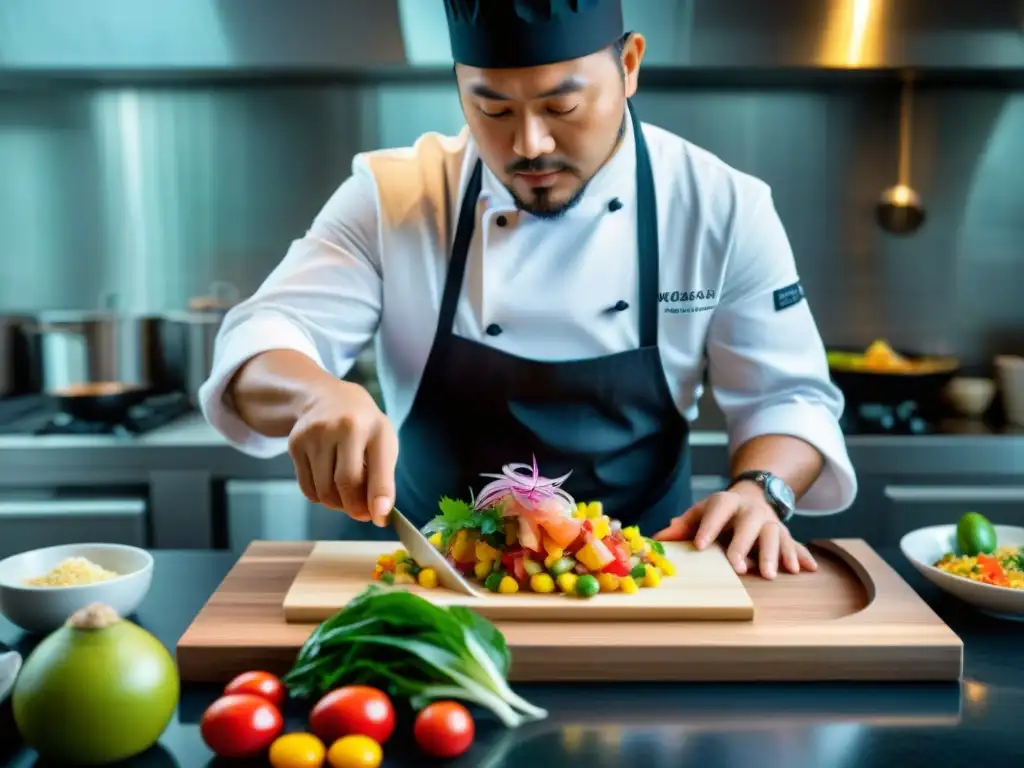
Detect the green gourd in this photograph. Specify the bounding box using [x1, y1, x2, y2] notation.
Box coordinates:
[13, 603, 179, 765]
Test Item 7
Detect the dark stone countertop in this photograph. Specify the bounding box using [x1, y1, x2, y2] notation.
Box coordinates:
[2, 548, 1022, 767]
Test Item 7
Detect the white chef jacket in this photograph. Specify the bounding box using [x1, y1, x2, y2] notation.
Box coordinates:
[199, 113, 857, 515]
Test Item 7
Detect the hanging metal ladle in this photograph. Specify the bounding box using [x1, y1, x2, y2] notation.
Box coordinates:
[876, 74, 926, 235]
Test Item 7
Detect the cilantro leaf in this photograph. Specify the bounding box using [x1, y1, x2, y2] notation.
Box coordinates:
[421, 497, 505, 551]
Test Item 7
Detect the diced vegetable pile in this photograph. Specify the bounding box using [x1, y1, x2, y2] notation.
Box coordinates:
[372, 458, 676, 599]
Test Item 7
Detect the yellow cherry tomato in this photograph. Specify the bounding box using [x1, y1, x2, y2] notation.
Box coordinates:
[327, 735, 383, 768]
[269, 732, 326, 768]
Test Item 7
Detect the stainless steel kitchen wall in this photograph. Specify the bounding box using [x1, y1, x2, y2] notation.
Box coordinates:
[0, 79, 1022, 366]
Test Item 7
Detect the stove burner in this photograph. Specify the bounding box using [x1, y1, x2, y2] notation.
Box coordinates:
[841, 400, 934, 435]
[0, 392, 194, 436]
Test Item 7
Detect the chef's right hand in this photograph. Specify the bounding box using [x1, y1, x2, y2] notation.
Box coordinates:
[286, 379, 398, 527]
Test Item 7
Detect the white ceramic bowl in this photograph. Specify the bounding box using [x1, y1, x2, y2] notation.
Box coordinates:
[0, 543, 153, 634]
[900, 524, 1024, 620]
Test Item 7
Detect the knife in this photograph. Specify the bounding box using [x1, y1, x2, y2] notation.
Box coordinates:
[389, 507, 483, 597]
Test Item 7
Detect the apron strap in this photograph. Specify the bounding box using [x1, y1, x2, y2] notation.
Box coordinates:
[437, 160, 484, 337]
[629, 100, 660, 349]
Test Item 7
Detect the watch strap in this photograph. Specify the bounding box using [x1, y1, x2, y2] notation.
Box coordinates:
[728, 470, 793, 522]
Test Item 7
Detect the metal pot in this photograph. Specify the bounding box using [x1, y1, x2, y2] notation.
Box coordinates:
[158, 310, 225, 406]
[157, 282, 239, 405]
[0, 315, 41, 398]
[30, 309, 169, 394]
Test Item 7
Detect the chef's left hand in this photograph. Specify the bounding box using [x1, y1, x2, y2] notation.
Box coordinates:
[652, 488, 817, 579]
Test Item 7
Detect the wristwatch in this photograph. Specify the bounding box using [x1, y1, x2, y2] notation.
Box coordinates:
[728, 470, 796, 523]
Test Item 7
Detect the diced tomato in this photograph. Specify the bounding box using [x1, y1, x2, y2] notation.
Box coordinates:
[602, 559, 630, 577]
[500, 551, 529, 583]
[977, 554, 1009, 586]
[565, 531, 587, 555]
[603, 535, 631, 564]
[538, 515, 584, 548]
[582, 520, 593, 534]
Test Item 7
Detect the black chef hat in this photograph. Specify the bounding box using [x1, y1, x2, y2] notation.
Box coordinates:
[444, 0, 624, 69]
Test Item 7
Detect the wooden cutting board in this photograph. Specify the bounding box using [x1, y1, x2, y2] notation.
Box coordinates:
[176, 538, 964, 684]
[281, 540, 754, 623]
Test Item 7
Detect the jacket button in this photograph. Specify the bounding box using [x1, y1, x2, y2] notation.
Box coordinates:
[496, 215, 508, 227]
[608, 198, 623, 212]
[486, 323, 503, 336]
[613, 300, 629, 312]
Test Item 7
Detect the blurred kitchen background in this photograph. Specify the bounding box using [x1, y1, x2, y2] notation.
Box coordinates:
[0, 0, 1021, 558]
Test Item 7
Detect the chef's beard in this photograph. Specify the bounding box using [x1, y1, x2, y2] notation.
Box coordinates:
[505, 112, 628, 221]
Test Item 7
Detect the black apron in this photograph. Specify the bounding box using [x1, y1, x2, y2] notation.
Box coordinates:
[393, 101, 692, 535]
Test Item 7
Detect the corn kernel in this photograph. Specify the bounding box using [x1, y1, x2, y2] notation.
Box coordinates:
[557, 573, 578, 593]
[530, 573, 556, 593]
[498, 576, 520, 594]
[585, 501, 603, 519]
[394, 571, 415, 585]
[393, 549, 408, 563]
[652, 555, 676, 577]
[643, 566, 663, 588]
[622, 525, 641, 541]
[428, 532, 443, 549]
[591, 517, 611, 540]
[620, 576, 639, 594]
[543, 552, 562, 570]
[597, 573, 620, 592]
[474, 560, 493, 580]
[395, 563, 411, 577]
[629, 536, 646, 554]
[417, 568, 438, 588]
[572, 508, 587, 520]
[377, 555, 395, 570]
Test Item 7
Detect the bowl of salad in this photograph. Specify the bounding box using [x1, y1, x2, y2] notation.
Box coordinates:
[373, 458, 676, 599]
[900, 512, 1024, 620]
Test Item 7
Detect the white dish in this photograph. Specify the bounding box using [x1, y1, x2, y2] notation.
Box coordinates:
[900, 524, 1024, 620]
[0, 650, 21, 703]
[0, 543, 153, 634]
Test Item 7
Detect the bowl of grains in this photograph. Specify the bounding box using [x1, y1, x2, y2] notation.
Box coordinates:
[0, 543, 153, 634]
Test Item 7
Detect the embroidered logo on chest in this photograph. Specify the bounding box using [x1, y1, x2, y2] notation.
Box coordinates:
[658, 289, 717, 315]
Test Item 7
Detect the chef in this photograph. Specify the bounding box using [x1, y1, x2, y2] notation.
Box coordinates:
[199, 0, 857, 579]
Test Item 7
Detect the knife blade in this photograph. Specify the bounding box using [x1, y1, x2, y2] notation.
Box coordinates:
[389, 507, 483, 597]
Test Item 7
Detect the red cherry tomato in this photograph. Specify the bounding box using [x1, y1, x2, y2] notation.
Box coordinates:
[414, 701, 475, 759]
[224, 670, 286, 710]
[309, 685, 395, 745]
[200, 693, 284, 759]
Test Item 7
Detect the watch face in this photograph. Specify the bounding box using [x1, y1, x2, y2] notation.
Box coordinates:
[767, 476, 795, 511]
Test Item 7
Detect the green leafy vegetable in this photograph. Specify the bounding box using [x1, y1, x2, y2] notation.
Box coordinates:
[422, 496, 505, 551]
[282, 584, 547, 728]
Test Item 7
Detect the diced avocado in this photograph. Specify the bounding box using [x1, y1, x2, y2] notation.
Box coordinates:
[523, 558, 544, 576]
[548, 556, 577, 576]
